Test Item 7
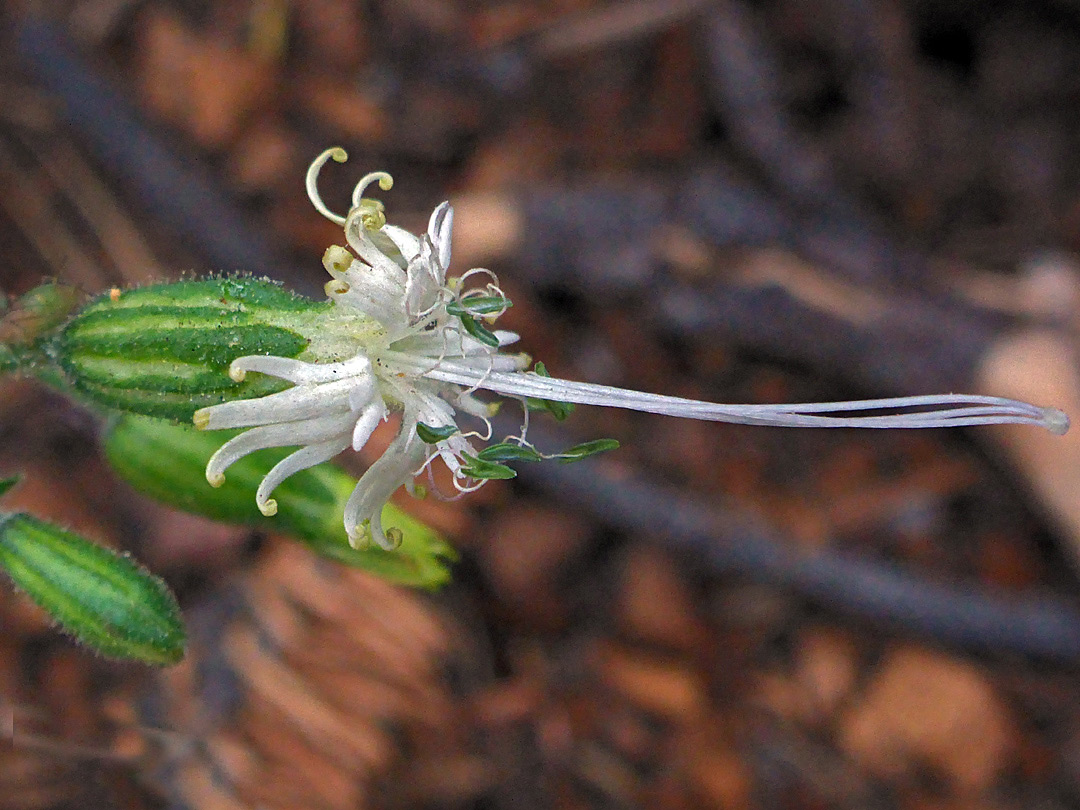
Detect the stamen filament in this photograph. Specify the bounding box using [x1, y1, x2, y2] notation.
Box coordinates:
[351, 171, 394, 208]
[306, 147, 349, 225]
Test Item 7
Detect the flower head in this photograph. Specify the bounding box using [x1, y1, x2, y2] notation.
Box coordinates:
[194, 148, 1069, 550]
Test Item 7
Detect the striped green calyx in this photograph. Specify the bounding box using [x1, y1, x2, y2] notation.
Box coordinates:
[0, 512, 185, 665]
[53, 277, 347, 422]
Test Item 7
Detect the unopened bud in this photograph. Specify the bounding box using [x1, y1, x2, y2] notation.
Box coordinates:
[0, 513, 185, 665]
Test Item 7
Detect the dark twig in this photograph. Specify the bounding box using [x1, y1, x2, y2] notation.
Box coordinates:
[518, 178, 1002, 394]
[515, 437, 1080, 662]
[15, 19, 293, 282]
[699, 2, 928, 286]
[699, 1, 839, 210]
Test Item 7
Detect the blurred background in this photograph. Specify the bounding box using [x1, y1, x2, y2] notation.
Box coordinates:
[4, 0, 1080, 808]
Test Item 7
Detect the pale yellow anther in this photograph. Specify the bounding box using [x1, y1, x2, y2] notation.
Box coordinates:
[347, 524, 370, 549]
[412, 483, 428, 500]
[192, 410, 211, 430]
[355, 199, 386, 231]
[207, 471, 226, 488]
[258, 499, 278, 517]
[325, 279, 350, 296]
[228, 363, 247, 382]
[323, 245, 353, 276]
[351, 171, 393, 208]
[385, 527, 403, 549]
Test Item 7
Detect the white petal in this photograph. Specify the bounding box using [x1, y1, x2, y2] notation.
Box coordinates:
[381, 224, 423, 264]
[196, 377, 357, 430]
[437, 433, 475, 476]
[332, 286, 403, 328]
[385, 331, 456, 357]
[427, 202, 453, 273]
[352, 398, 389, 451]
[205, 412, 356, 485]
[344, 413, 427, 549]
[345, 215, 411, 283]
[348, 375, 378, 411]
[229, 354, 371, 385]
[404, 239, 442, 318]
[255, 436, 351, 516]
[415, 390, 457, 426]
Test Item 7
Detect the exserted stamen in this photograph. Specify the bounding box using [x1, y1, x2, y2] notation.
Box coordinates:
[306, 147, 349, 225]
[383, 352, 1069, 434]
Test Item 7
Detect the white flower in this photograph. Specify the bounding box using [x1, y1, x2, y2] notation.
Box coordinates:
[194, 148, 1070, 550]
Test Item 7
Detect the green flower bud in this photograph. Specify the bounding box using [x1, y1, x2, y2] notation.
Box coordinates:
[0, 282, 82, 347]
[0, 283, 83, 374]
[53, 278, 330, 422]
[0, 513, 185, 665]
[104, 415, 456, 589]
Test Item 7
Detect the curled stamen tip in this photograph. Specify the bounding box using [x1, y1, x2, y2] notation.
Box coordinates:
[258, 499, 278, 517]
[323, 245, 353, 274]
[347, 522, 371, 549]
[352, 171, 394, 208]
[325, 279, 350, 296]
[1042, 407, 1071, 435]
[228, 364, 247, 382]
[364, 171, 393, 191]
[207, 471, 225, 488]
[328, 147, 348, 163]
[192, 410, 210, 430]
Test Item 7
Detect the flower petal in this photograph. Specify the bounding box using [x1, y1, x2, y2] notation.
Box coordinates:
[427, 202, 453, 274]
[196, 378, 357, 430]
[255, 436, 352, 516]
[229, 354, 372, 385]
[205, 412, 356, 485]
[344, 412, 427, 549]
[352, 398, 389, 451]
[381, 224, 423, 264]
[404, 238, 443, 320]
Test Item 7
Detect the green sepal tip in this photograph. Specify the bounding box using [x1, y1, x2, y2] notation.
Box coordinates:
[458, 313, 500, 348]
[476, 443, 543, 463]
[459, 453, 517, 480]
[445, 296, 512, 317]
[416, 422, 458, 444]
[555, 438, 621, 462]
